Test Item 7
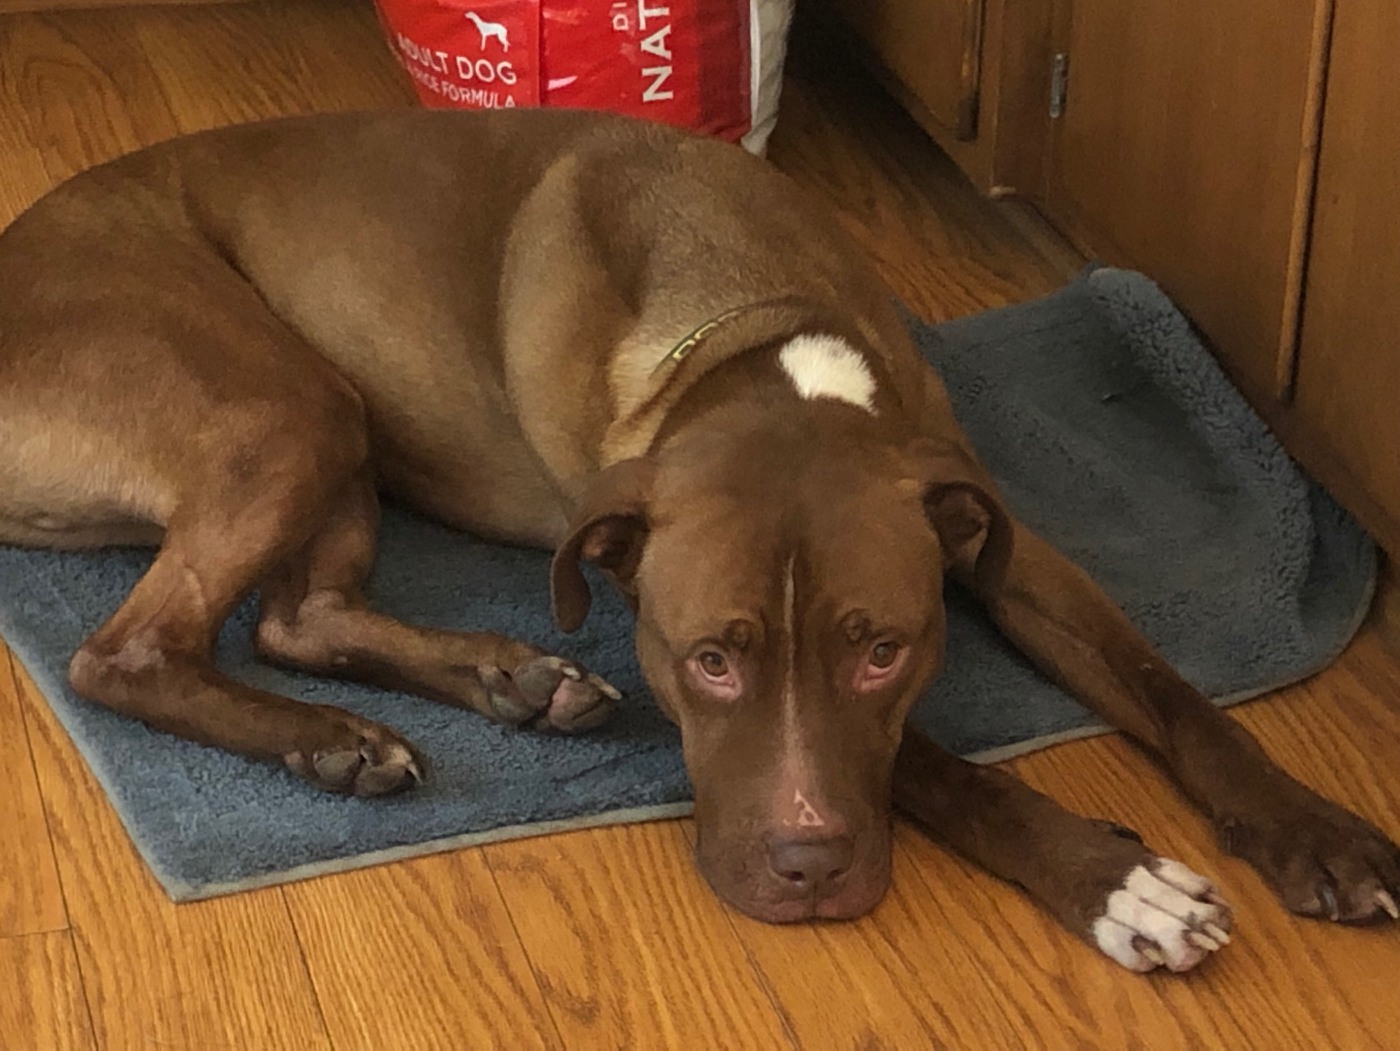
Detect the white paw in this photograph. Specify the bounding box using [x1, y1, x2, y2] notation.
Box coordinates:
[1091, 858, 1233, 972]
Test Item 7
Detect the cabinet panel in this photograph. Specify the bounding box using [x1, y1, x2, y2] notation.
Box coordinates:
[1294, 1, 1400, 527]
[1046, 0, 1327, 398]
[828, 0, 985, 140]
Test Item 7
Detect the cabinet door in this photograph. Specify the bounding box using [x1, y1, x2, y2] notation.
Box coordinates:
[1045, 0, 1328, 399]
[828, 0, 986, 140]
[1294, 2, 1400, 534]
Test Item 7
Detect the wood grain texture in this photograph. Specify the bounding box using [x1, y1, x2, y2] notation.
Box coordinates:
[0, 8, 176, 216]
[0, 932, 95, 1051]
[0, 2, 1398, 1047]
[482, 822, 796, 1048]
[0, 0, 409, 225]
[0, 648, 67, 936]
[1294, 0, 1400, 549]
[825, 0, 983, 138]
[810, 0, 1056, 196]
[283, 852, 561, 1049]
[1044, 0, 1328, 400]
[14, 657, 335, 1051]
[130, 0, 412, 133]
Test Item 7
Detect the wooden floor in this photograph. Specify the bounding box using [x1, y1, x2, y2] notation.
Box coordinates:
[1, 3, 1398, 1048]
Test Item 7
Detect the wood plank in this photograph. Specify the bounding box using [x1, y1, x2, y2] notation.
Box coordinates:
[0, 6, 182, 195]
[14, 659, 335, 1051]
[483, 822, 796, 1048]
[284, 853, 562, 1049]
[1294, 0, 1400, 548]
[0, 931, 95, 1051]
[0, 1, 409, 223]
[1044, 0, 1327, 399]
[131, 0, 413, 132]
[0, 646, 67, 936]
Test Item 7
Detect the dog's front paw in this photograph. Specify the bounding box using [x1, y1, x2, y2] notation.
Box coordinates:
[284, 713, 427, 796]
[1218, 788, 1400, 923]
[480, 655, 622, 733]
[1090, 857, 1233, 972]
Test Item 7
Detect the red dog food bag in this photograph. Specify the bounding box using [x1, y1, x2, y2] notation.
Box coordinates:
[373, 0, 794, 153]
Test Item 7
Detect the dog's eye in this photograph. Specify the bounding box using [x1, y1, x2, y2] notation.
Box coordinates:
[698, 651, 729, 678]
[870, 641, 900, 669]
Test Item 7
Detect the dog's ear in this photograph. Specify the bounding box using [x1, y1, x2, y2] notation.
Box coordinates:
[550, 458, 658, 632]
[904, 438, 1014, 599]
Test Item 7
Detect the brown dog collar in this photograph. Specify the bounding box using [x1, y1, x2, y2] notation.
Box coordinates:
[649, 297, 807, 376]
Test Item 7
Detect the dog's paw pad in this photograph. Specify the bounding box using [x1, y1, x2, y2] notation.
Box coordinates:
[1091, 858, 1232, 973]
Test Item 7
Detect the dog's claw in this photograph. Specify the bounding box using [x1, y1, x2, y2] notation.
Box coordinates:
[1318, 881, 1341, 921]
[1186, 931, 1218, 951]
[592, 674, 623, 701]
[1215, 791, 1400, 923]
[1203, 921, 1231, 944]
[1093, 857, 1232, 973]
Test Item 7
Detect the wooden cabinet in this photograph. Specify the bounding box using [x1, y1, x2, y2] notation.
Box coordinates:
[1044, 0, 1329, 402]
[829, 0, 1400, 559]
[1040, 0, 1400, 557]
[828, 0, 985, 140]
[1293, 1, 1400, 543]
[819, 0, 1055, 196]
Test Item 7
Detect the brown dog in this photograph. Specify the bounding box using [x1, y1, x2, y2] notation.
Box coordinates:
[0, 109, 1395, 972]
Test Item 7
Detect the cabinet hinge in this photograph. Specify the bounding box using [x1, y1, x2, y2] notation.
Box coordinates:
[1050, 52, 1069, 119]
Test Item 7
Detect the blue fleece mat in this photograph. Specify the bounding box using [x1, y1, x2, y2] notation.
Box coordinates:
[0, 267, 1375, 900]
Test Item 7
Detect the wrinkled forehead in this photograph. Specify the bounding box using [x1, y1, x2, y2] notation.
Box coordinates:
[640, 479, 943, 641]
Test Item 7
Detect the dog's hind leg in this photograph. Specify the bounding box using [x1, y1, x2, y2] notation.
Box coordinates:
[65, 408, 428, 796]
[255, 476, 621, 734]
[2, 218, 429, 793]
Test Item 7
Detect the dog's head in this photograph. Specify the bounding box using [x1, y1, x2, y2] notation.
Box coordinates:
[550, 415, 1010, 922]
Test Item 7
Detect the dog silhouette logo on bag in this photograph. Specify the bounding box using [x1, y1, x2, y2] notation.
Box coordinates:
[464, 11, 509, 51]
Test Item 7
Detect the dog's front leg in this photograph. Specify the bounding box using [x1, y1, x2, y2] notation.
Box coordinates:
[978, 523, 1400, 924]
[894, 729, 1232, 971]
[255, 478, 622, 734]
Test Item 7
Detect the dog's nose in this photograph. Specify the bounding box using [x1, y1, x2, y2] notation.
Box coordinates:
[767, 835, 854, 893]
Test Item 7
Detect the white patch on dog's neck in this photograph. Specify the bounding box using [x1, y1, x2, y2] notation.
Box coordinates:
[778, 335, 877, 413]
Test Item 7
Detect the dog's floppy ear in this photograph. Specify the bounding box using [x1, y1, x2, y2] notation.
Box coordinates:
[904, 438, 1014, 599]
[550, 458, 657, 632]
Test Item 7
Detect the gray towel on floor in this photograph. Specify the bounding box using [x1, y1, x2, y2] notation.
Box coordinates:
[0, 266, 1374, 900]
